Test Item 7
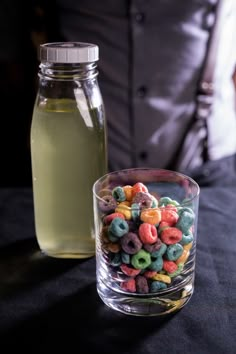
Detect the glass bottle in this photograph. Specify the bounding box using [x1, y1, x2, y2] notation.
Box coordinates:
[31, 42, 107, 258]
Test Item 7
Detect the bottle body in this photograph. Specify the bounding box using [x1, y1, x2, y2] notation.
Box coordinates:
[31, 46, 107, 258]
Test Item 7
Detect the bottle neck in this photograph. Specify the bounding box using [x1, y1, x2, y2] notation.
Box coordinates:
[39, 61, 98, 81]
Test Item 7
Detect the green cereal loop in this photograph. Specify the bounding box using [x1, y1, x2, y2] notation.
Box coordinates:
[158, 197, 173, 206]
[180, 231, 194, 245]
[131, 249, 151, 269]
[112, 186, 126, 202]
[168, 263, 184, 277]
[168, 199, 180, 206]
[131, 203, 140, 220]
[150, 195, 158, 208]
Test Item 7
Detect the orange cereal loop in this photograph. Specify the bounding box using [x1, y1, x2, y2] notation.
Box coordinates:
[98, 188, 113, 198]
[100, 226, 109, 242]
[140, 208, 161, 225]
[115, 203, 132, 220]
[183, 242, 193, 251]
[107, 242, 121, 253]
[132, 182, 148, 197]
[176, 249, 190, 265]
[101, 234, 110, 246]
[123, 185, 133, 201]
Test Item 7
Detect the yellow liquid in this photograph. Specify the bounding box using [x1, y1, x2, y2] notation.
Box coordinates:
[31, 98, 107, 258]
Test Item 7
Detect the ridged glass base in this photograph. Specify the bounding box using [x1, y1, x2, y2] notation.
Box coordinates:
[97, 276, 194, 316]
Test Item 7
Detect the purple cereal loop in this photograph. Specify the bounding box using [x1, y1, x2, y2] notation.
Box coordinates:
[98, 195, 117, 213]
[132, 192, 153, 208]
[135, 275, 149, 294]
[120, 232, 142, 254]
[143, 238, 162, 253]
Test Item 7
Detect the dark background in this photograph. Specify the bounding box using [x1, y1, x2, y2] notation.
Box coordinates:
[0, 3, 236, 188]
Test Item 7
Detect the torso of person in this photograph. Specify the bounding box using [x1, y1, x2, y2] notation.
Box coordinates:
[52, 0, 236, 171]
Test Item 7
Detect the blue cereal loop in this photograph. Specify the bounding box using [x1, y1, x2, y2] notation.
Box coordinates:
[108, 217, 129, 237]
[151, 243, 167, 257]
[166, 243, 184, 261]
[109, 253, 121, 267]
[121, 251, 130, 264]
[180, 231, 194, 245]
[148, 256, 163, 271]
[131, 203, 140, 220]
[176, 210, 194, 234]
[178, 207, 195, 216]
[150, 281, 167, 292]
[108, 231, 119, 242]
[112, 186, 126, 202]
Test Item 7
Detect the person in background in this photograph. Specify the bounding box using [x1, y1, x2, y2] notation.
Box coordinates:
[0, 0, 235, 186]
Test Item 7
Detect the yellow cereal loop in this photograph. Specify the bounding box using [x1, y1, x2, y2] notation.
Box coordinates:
[176, 249, 190, 265]
[183, 241, 193, 251]
[140, 208, 162, 225]
[123, 185, 133, 201]
[119, 200, 131, 207]
[152, 273, 171, 284]
[115, 203, 132, 220]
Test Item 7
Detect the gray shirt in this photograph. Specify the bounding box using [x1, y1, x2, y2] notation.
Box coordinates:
[53, 0, 236, 172]
[1, 0, 236, 172]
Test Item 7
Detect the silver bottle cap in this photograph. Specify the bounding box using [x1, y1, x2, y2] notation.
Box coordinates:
[39, 42, 99, 63]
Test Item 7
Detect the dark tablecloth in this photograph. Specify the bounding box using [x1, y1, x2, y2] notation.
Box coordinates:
[0, 188, 235, 353]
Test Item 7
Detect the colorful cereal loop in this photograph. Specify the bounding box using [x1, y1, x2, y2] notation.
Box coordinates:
[139, 223, 158, 244]
[140, 208, 162, 225]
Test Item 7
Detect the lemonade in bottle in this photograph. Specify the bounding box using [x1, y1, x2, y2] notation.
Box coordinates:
[31, 42, 107, 258]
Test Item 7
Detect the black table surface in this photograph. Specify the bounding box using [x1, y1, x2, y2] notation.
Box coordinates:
[0, 187, 235, 353]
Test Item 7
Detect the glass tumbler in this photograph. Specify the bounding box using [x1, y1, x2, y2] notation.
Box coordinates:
[93, 168, 200, 316]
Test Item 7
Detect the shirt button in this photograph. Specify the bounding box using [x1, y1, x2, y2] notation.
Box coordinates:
[137, 86, 147, 98]
[139, 151, 148, 160]
[203, 168, 210, 177]
[135, 12, 145, 23]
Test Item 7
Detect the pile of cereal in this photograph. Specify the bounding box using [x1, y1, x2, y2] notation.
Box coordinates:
[98, 182, 195, 294]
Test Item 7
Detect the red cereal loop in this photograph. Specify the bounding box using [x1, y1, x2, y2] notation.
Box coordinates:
[160, 227, 182, 245]
[121, 278, 136, 292]
[163, 260, 178, 273]
[103, 212, 125, 225]
[143, 270, 157, 279]
[166, 204, 178, 212]
[139, 223, 158, 244]
[158, 221, 170, 233]
[132, 182, 148, 197]
[120, 264, 141, 276]
[161, 208, 179, 226]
